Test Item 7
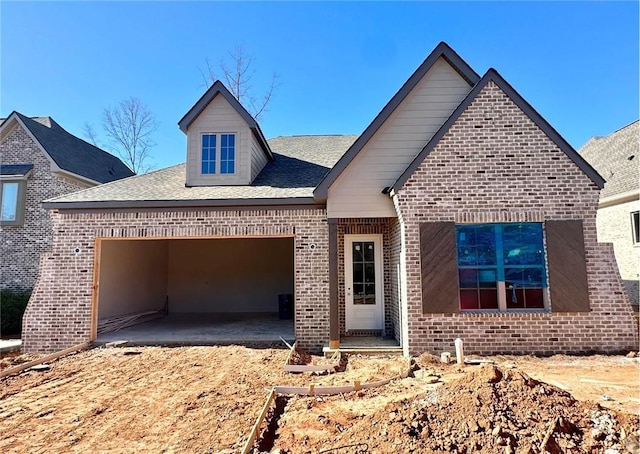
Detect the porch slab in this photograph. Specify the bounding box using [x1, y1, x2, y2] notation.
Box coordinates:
[323, 336, 403, 357]
[95, 313, 295, 347]
[0, 339, 22, 354]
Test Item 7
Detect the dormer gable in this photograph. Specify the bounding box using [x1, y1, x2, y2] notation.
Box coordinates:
[178, 81, 273, 187]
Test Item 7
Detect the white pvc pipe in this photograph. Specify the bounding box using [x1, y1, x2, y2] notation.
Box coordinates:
[454, 338, 464, 364]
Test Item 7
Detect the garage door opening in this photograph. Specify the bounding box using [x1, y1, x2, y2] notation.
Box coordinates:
[94, 237, 295, 346]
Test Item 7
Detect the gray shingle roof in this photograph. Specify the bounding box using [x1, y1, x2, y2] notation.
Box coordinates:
[0, 164, 34, 176]
[45, 135, 357, 207]
[578, 120, 639, 198]
[12, 112, 135, 183]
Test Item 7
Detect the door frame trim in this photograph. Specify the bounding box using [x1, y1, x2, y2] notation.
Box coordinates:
[344, 234, 385, 332]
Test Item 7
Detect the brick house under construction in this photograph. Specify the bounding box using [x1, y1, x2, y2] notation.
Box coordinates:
[23, 42, 638, 355]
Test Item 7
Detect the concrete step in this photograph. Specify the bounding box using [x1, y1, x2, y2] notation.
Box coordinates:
[0, 339, 22, 354]
[323, 345, 404, 358]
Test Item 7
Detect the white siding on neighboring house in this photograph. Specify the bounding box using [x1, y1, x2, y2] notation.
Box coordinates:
[250, 134, 269, 181]
[596, 198, 640, 304]
[185, 94, 251, 186]
[327, 57, 473, 218]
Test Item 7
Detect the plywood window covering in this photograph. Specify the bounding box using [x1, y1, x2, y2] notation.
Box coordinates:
[420, 222, 460, 313]
[545, 220, 590, 313]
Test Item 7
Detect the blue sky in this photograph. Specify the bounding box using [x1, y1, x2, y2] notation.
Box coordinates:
[2, 1, 638, 170]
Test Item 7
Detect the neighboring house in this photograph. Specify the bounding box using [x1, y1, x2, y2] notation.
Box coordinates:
[23, 43, 638, 355]
[579, 121, 639, 306]
[0, 112, 134, 291]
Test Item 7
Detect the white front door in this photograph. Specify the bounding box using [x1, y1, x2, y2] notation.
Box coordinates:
[345, 234, 384, 331]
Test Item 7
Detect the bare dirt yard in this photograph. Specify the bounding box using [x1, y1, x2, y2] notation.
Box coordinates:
[1, 345, 638, 453]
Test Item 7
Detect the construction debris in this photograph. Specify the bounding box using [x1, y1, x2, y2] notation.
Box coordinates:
[97, 309, 164, 334]
[1, 347, 638, 454]
[284, 342, 341, 373]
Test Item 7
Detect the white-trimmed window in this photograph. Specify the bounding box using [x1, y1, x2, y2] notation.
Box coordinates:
[1, 179, 27, 226]
[201, 133, 236, 175]
[632, 211, 640, 244]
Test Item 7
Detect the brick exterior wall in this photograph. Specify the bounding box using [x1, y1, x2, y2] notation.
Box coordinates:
[393, 81, 639, 355]
[0, 123, 90, 291]
[23, 208, 330, 353]
[388, 217, 403, 343]
[336, 218, 397, 338]
[596, 200, 640, 304]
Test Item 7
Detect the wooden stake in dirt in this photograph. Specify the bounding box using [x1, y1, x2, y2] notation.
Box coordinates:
[540, 417, 562, 454]
[240, 358, 413, 453]
[0, 342, 90, 379]
[275, 358, 413, 396]
[241, 388, 276, 454]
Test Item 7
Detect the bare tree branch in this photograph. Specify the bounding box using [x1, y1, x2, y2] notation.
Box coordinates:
[82, 122, 102, 147]
[199, 44, 279, 121]
[102, 97, 158, 174]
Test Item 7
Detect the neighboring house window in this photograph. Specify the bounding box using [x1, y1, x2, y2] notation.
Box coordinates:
[456, 223, 547, 311]
[633, 211, 640, 244]
[201, 133, 236, 175]
[0, 180, 26, 226]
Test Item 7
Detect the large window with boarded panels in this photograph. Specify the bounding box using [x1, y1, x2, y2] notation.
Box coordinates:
[420, 220, 589, 314]
[456, 223, 547, 311]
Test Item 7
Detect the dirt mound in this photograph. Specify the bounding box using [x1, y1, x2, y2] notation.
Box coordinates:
[288, 348, 312, 365]
[344, 364, 639, 453]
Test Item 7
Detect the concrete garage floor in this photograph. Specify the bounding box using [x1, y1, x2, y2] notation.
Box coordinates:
[96, 313, 295, 347]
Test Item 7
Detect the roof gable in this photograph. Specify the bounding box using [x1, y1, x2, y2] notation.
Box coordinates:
[392, 68, 605, 192]
[313, 42, 481, 201]
[178, 80, 273, 161]
[1, 112, 135, 184]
